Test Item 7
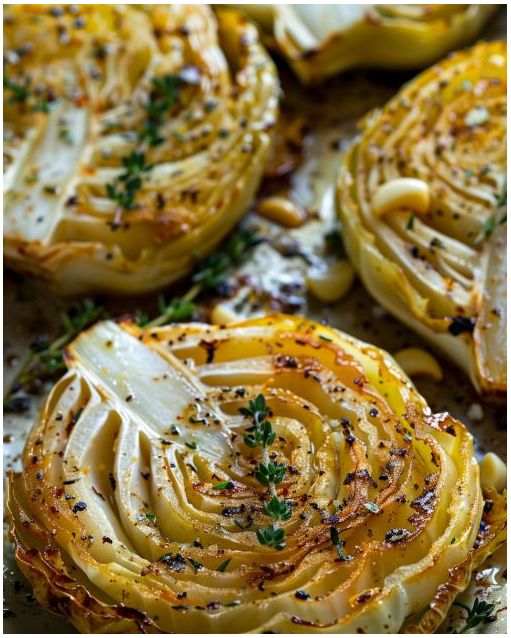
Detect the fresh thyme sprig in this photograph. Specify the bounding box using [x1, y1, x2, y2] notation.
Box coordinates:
[139, 74, 181, 148]
[4, 228, 263, 408]
[4, 69, 31, 105]
[256, 524, 285, 551]
[106, 151, 152, 215]
[105, 74, 182, 217]
[454, 597, 496, 633]
[239, 393, 289, 550]
[496, 184, 507, 208]
[263, 496, 292, 521]
[4, 298, 105, 410]
[216, 558, 232, 573]
[240, 393, 274, 447]
[4, 68, 59, 112]
[144, 229, 264, 328]
[255, 461, 286, 486]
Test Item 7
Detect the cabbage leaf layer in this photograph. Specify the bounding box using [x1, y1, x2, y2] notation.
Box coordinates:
[4, 4, 278, 294]
[8, 315, 505, 633]
[337, 41, 506, 397]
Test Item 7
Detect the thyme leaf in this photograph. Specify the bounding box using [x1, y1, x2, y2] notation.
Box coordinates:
[4, 68, 31, 104]
[240, 394, 288, 547]
[4, 229, 262, 405]
[4, 298, 105, 408]
[216, 558, 232, 573]
[139, 74, 181, 147]
[105, 74, 182, 212]
[240, 394, 276, 448]
[456, 597, 496, 633]
[212, 481, 234, 490]
[256, 524, 285, 550]
[263, 496, 292, 521]
[106, 151, 152, 212]
[145, 229, 263, 328]
[255, 462, 286, 487]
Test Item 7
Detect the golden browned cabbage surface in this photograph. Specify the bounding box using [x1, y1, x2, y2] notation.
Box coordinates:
[229, 4, 497, 84]
[8, 315, 505, 633]
[4, 4, 278, 294]
[337, 41, 506, 397]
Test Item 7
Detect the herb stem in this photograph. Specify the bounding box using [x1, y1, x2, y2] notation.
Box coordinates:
[454, 597, 496, 633]
[261, 446, 278, 499]
[240, 394, 289, 548]
[145, 283, 203, 329]
[5, 229, 263, 406]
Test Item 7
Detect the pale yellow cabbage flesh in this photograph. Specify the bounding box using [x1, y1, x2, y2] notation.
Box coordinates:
[3, 5, 278, 294]
[337, 41, 507, 397]
[8, 315, 505, 633]
[230, 4, 497, 84]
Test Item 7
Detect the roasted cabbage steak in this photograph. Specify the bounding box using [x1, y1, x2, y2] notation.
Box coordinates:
[8, 315, 506, 633]
[337, 41, 507, 397]
[3, 4, 278, 294]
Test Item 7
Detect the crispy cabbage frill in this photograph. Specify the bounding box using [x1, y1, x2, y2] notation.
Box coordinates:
[231, 4, 497, 85]
[8, 315, 506, 633]
[3, 4, 278, 295]
[337, 41, 507, 397]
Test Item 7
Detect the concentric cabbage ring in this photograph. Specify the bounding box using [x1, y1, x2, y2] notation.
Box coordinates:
[337, 41, 507, 397]
[8, 314, 505, 633]
[3, 4, 278, 295]
[232, 4, 498, 84]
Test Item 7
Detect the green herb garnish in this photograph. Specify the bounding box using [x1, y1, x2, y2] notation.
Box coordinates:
[216, 558, 232, 573]
[263, 496, 292, 521]
[213, 481, 234, 490]
[324, 225, 345, 255]
[4, 229, 262, 409]
[256, 524, 285, 550]
[496, 185, 507, 207]
[58, 127, 74, 145]
[455, 597, 496, 633]
[476, 212, 506, 243]
[255, 461, 286, 486]
[105, 74, 182, 213]
[4, 69, 31, 104]
[240, 394, 276, 448]
[32, 97, 60, 113]
[239, 393, 270, 423]
[139, 74, 181, 147]
[106, 151, 152, 213]
[145, 229, 263, 328]
[4, 298, 104, 408]
[244, 420, 275, 449]
[240, 394, 288, 548]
